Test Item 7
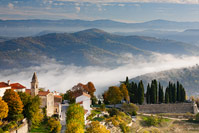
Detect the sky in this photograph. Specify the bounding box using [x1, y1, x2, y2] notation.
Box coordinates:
[0, 0, 199, 22]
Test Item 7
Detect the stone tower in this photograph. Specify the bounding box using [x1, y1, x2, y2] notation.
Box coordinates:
[31, 72, 39, 96]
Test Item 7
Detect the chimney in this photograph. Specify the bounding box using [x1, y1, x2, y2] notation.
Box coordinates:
[7, 80, 10, 85]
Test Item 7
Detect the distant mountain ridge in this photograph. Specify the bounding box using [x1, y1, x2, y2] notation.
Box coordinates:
[0, 28, 199, 69]
[1, 19, 199, 29]
[130, 65, 199, 96]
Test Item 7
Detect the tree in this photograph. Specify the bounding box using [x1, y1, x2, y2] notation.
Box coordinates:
[86, 121, 110, 133]
[137, 81, 144, 105]
[3, 89, 23, 120]
[165, 87, 169, 103]
[107, 86, 123, 107]
[66, 104, 84, 127]
[91, 95, 97, 105]
[0, 98, 8, 125]
[18, 92, 42, 128]
[48, 117, 61, 133]
[130, 82, 138, 104]
[146, 83, 151, 104]
[158, 83, 164, 103]
[119, 84, 130, 102]
[66, 120, 84, 133]
[102, 91, 109, 104]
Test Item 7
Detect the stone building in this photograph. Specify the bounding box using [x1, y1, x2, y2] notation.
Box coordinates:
[26, 72, 54, 117]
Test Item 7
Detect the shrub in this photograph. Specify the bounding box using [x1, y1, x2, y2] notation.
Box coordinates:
[86, 121, 110, 133]
[132, 110, 137, 116]
[143, 115, 162, 127]
[120, 123, 129, 133]
[2, 121, 17, 131]
[195, 113, 199, 122]
[108, 108, 120, 117]
[48, 117, 61, 133]
[100, 104, 106, 111]
[0, 128, 3, 133]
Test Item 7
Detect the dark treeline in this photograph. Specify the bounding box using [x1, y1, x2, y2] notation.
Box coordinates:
[123, 77, 186, 105]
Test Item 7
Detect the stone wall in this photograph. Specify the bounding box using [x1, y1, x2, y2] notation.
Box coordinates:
[10, 119, 28, 133]
[137, 102, 198, 114]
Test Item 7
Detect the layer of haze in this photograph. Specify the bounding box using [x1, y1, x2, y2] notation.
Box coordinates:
[1, 54, 199, 95]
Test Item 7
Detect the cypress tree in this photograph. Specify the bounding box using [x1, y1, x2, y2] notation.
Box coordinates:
[150, 83, 156, 104]
[165, 87, 169, 103]
[146, 83, 151, 104]
[172, 84, 177, 103]
[137, 80, 144, 105]
[177, 81, 180, 102]
[158, 83, 164, 103]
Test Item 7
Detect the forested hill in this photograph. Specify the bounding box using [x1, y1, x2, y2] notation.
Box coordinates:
[130, 65, 199, 96]
[0, 28, 199, 69]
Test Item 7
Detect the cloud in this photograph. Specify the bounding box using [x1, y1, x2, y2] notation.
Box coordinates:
[55, 0, 199, 4]
[8, 3, 14, 9]
[1, 54, 199, 95]
[75, 6, 81, 13]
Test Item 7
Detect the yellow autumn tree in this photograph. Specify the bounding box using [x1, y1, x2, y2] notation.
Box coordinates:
[86, 121, 110, 133]
[107, 86, 123, 107]
[48, 117, 61, 133]
[3, 89, 23, 120]
[120, 84, 130, 102]
[0, 97, 8, 125]
[66, 120, 84, 133]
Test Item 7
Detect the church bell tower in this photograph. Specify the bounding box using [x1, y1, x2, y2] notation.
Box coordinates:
[31, 72, 39, 96]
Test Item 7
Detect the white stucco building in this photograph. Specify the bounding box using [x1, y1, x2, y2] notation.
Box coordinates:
[0, 82, 11, 97]
[76, 92, 91, 120]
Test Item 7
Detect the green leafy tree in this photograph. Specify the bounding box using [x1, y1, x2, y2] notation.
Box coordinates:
[107, 86, 123, 107]
[3, 89, 23, 120]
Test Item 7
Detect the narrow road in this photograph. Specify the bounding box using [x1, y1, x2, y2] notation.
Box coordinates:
[61, 103, 69, 133]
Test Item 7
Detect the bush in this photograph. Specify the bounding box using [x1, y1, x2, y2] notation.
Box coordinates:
[100, 104, 106, 111]
[2, 121, 18, 131]
[143, 115, 162, 127]
[132, 110, 137, 116]
[48, 117, 61, 133]
[0, 128, 3, 133]
[108, 108, 120, 117]
[195, 113, 199, 122]
[119, 123, 129, 133]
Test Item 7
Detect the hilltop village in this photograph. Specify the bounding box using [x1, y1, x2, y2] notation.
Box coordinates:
[0, 74, 199, 133]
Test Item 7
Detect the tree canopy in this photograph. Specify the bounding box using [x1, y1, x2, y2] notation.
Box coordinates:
[0, 97, 8, 125]
[3, 89, 23, 120]
[107, 86, 123, 106]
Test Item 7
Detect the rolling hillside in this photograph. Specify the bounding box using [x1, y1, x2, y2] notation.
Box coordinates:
[0, 28, 198, 69]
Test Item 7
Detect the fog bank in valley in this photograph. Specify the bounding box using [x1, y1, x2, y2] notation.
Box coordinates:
[1, 54, 199, 95]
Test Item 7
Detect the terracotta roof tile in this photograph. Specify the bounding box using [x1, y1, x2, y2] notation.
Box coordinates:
[38, 91, 50, 96]
[54, 95, 62, 99]
[25, 89, 31, 95]
[10, 83, 26, 90]
[77, 101, 83, 104]
[0, 82, 10, 88]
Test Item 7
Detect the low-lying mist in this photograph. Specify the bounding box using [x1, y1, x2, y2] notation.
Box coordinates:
[1, 53, 199, 95]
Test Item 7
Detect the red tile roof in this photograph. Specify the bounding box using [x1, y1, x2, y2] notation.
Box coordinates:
[0, 82, 10, 88]
[77, 101, 83, 104]
[10, 83, 26, 90]
[38, 91, 50, 96]
[25, 89, 31, 95]
[54, 95, 62, 99]
[82, 92, 91, 98]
